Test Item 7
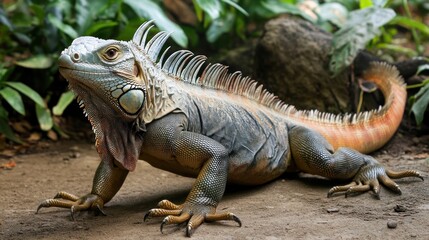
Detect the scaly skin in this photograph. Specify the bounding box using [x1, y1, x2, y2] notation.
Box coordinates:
[37, 22, 423, 237]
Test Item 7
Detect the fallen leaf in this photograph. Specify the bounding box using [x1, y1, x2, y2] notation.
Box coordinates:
[27, 132, 41, 142]
[414, 153, 429, 159]
[0, 160, 16, 170]
[0, 149, 16, 158]
[47, 130, 58, 141]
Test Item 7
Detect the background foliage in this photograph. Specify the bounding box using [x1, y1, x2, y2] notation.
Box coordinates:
[0, 0, 428, 143]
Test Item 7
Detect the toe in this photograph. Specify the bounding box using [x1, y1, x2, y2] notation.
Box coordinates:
[160, 213, 191, 233]
[205, 212, 242, 227]
[186, 215, 205, 237]
[379, 175, 402, 194]
[144, 209, 182, 221]
[157, 199, 182, 210]
[328, 182, 357, 197]
[345, 184, 370, 198]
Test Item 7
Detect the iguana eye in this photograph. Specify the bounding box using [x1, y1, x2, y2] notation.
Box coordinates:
[104, 47, 119, 60]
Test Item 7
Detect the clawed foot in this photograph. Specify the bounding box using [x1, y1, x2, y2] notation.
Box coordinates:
[144, 199, 241, 237]
[328, 164, 423, 199]
[36, 191, 105, 220]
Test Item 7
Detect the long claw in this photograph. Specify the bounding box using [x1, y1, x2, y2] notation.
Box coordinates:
[95, 203, 107, 216]
[144, 211, 151, 222]
[160, 218, 168, 234]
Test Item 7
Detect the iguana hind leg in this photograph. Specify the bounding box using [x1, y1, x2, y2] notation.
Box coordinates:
[289, 125, 423, 199]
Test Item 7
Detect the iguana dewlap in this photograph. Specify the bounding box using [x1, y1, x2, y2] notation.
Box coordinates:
[37, 21, 423, 237]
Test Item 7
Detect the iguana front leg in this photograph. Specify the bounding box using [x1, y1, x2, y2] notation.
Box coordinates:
[143, 116, 241, 237]
[37, 159, 128, 218]
[289, 125, 423, 198]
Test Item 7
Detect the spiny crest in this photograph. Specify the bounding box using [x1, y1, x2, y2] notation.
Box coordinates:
[132, 21, 402, 125]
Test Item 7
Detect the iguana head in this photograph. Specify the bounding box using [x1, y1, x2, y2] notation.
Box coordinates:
[59, 35, 146, 171]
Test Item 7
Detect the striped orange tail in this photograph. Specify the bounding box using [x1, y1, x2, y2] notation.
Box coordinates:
[295, 62, 406, 153]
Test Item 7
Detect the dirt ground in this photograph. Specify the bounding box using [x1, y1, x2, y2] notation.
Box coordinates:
[0, 131, 428, 240]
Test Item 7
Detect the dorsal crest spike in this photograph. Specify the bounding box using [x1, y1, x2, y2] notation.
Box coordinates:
[145, 31, 171, 62]
[132, 20, 155, 48]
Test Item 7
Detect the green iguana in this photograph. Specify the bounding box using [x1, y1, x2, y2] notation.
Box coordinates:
[37, 21, 423, 237]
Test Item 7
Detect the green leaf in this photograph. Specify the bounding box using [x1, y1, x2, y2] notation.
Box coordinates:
[317, 2, 348, 28]
[6, 82, 45, 107]
[47, 14, 79, 39]
[0, 7, 14, 30]
[123, 0, 188, 47]
[36, 104, 53, 131]
[375, 43, 417, 57]
[416, 64, 429, 76]
[194, 0, 222, 19]
[0, 106, 22, 143]
[75, 0, 92, 34]
[411, 83, 429, 126]
[329, 7, 396, 76]
[0, 67, 13, 83]
[14, 55, 53, 69]
[0, 87, 25, 115]
[206, 13, 235, 43]
[359, 0, 373, 9]
[53, 91, 75, 116]
[221, 0, 248, 16]
[84, 20, 118, 36]
[390, 16, 429, 36]
[261, 1, 315, 23]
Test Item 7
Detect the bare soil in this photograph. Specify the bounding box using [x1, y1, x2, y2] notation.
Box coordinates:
[0, 132, 428, 240]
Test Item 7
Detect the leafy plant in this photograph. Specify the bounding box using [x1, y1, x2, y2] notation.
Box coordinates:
[0, 67, 49, 142]
[408, 64, 429, 126]
[0, 0, 189, 142]
[329, 6, 396, 75]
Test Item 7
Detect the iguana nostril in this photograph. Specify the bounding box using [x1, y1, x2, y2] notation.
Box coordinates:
[72, 53, 80, 62]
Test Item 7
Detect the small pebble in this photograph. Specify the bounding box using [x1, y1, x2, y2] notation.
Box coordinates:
[394, 205, 407, 212]
[327, 208, 339, 213]
[70, 152, 81, 158]
[387, 220, 397, 229]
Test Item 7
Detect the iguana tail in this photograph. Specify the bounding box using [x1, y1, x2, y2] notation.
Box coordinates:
[291, 62, 406, 153]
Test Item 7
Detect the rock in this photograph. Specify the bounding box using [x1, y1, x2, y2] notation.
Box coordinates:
[387, 220, 397, 229]
[255, 16, 351, 113]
